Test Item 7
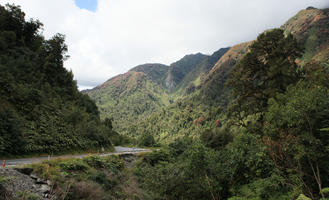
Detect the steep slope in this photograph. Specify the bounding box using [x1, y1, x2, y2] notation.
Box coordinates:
[86, 70, 170, 136]
[175, 48, 230, 95]
[281, 7, 329, 66]
[88, 7, 328, 141]
[199, 42, 251, 105]
[164, 48, 230, 94]
[0, 4, 114, 156]
[129, 63, 169, 86]
[87, 48, 229, 136]
[198, 7, 329, 106]
[165, 53, 206, 90]
[133, 7, 329, 143]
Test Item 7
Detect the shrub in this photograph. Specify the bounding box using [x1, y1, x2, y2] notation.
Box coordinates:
[89, 171, 117, 190]
[59, 159, 89, 172]
[138, 133, 155, 147]
[15, 191, 40, 200]
[65, 181, 103, 200]
[83, 155, 123, 173]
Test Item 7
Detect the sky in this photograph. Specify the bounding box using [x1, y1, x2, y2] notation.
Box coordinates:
[74, 0, 97, 12]
[0, 0, 328, 90]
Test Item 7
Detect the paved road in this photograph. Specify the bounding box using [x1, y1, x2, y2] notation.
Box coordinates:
[2, 146, 150, 167]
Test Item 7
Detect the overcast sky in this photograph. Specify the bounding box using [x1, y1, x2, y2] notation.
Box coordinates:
[0, 0, 328, 90]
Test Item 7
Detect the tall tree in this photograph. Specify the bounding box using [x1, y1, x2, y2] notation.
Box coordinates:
[227, 29, 303, 126]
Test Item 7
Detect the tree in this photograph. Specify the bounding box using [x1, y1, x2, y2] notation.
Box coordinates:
[227, 29, 303, 125]
[263, 77, 329, 198]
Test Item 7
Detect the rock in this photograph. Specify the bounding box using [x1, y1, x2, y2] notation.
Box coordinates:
[1, 168, 49, 199]
[39, 184, 51, 193]
[36, 178, 47, 184]
[14, 167, 33, 175]
[30, 173, 38, 180]
[306, 6, 316, 10]
[46, 180, 52, 186]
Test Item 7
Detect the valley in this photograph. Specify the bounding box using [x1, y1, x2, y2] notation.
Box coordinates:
[0, 3, 328, 200]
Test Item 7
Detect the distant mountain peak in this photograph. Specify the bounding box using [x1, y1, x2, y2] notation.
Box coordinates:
[129, 63, 169, 86]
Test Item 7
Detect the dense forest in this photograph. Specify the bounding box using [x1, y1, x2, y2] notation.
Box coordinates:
[0, 4, 122, 156]
[132, 28, 329, 199]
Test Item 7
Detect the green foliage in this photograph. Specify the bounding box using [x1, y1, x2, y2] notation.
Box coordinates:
[86, 70, 171, 138]
[60, 159, 90, 172]
[168, 136, 194, 157]
[227, 29, 303, 126]
[139, 149, 171, 166]
[30, 155, 126, 199]
[263, 76, 329, 198]
[86, 48, 229, 140]
[201, 127, 233, 150]
[320, 188, 329, 196]
[0, 176, 13, 184]
[134, 18, 329, 199]
[297, 194, 312, 200]
[138, 133, 155, 147]
[0, 106, 25, 154]
[15, 191, 40, 200]
[90, 171, 118, 190]
[82, 155, 123, 173]
[0, 4, 118, 156]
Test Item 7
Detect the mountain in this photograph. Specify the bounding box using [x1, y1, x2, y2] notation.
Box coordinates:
[86, 48, 229, 135]
[165, 53, 207, 90]
[199, 42, 251, 105]
[129, 63, 169, 86]
[281, 7, 329, 66]
[86, 70, 171, 136]
[87, 7, 329, 141]
[198, 7, 329, 106]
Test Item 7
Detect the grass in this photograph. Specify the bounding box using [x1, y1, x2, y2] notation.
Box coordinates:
[15, 191, 40, 200]
[0, 175, 14, 184]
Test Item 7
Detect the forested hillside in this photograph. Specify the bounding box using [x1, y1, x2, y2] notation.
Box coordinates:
[89, 7, 328, 145]
[86, 48, 229, 136]
[125, 7, 329, 144]
[135, 22, 329, 200]
[0, 4, 118, 156]
[86, 69, 171, 136]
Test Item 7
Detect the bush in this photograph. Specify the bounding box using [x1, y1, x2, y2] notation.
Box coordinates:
[65, 181, 103, 200]
[59, 159, 89, 172]
[83, 155, 123, 173]
[140, 149, 171, 166]
[138, 133, 155, 147]
[89, 171, 117, 190]
[200, 127, 233, 150]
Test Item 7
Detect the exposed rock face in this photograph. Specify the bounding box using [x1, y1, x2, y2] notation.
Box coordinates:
[165, 71, 176, 89]
[0, 168, 53, 199]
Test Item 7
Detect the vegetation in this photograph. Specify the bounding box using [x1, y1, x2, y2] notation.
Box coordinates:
[85, 48, 229, 137]
[0, 4, 121, 156]
[1, 4, 328, 200]
[28, 154, 145, 200]
[135, 28, 329, 200]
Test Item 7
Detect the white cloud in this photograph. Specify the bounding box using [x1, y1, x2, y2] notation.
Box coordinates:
[1, 0, 328, 89]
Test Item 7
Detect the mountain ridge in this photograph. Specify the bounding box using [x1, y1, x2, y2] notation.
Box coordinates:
[86, 7, 329, 139]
